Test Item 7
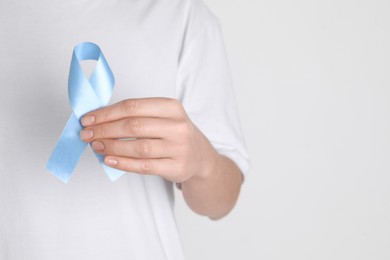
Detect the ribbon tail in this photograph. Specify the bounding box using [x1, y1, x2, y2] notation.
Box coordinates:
[93, 151, 127, 181]
[46, 113, 87, 183]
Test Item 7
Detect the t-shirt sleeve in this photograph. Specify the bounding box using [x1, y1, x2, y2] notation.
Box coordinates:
[176, 0, 250, 178]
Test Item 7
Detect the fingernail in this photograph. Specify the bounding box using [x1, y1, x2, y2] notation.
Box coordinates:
[92, 141, 104, 151]
[81, 115, 95, 126]
[80, 129, 93, 140]
[105, 158, 118, 166]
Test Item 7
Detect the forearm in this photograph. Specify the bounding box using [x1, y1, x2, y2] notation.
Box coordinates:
[180, 153, 244, 220]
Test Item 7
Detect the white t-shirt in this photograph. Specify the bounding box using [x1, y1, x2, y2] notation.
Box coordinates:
[0, 0, 250, 259]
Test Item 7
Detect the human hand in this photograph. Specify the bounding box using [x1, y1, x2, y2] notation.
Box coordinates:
[80, 98, 219, 183]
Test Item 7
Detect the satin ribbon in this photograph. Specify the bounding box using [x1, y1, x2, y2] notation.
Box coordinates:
[46, 42, 126, 183]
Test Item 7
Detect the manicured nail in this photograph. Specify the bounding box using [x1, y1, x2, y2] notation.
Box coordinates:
[80, 129, 93, 140]
[92, 141, 104, 151]
[105, 158, 118, 166]
[81, 115, 95, 126]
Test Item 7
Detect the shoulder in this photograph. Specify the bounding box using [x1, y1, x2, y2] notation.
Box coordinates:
[140, 0, 221, 34]
[176, 0, 222, 50]
[184, 0, 221, 28]
[157, 0, 220, 29]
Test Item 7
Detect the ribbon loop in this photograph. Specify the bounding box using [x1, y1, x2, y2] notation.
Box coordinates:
[46, 42, 126, 183]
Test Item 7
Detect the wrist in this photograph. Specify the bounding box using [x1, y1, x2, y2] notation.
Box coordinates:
[182, 126, 220, 185]
[186, 148, 220, 185]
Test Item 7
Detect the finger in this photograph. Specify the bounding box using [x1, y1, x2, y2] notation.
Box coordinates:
[81, 98, 185, 126]
[104, 156, 179, 177]
[92, 138, 172, 159]
[80, 117, 177, 142]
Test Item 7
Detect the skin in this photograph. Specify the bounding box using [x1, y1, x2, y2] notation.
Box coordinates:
[80, 97, 243, 220]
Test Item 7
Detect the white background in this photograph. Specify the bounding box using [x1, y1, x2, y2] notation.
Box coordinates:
[175, 0, 390, 259]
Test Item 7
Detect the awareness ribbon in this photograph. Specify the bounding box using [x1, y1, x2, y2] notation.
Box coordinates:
[46, 42, 126, 183]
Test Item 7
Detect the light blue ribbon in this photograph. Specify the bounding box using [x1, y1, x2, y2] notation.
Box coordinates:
[46, 42, 126, 183]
